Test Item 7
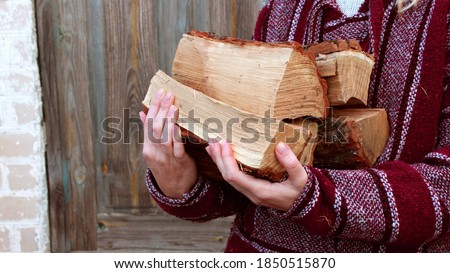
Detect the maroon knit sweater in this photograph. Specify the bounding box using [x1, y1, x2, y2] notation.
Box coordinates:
[147, 0, 450, 252]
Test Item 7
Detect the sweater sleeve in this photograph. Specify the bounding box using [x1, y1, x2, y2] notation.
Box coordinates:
[146, 169, 243, 222]
[274, 153, 450, 249]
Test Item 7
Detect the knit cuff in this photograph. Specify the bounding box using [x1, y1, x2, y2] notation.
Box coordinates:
[268, 166, 320, 219]
[146, 168, 209, 207]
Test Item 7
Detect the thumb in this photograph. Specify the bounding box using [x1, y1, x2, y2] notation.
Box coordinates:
[275, 142, 307, 181]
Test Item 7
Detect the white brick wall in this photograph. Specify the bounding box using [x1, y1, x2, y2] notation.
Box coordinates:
[0, 0, 49, 252]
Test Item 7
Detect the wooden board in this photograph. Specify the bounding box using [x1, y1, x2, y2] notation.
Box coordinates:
[36, 0, 98, 252]
[97, 214, 232, 253]
[100, 0, 156, 211]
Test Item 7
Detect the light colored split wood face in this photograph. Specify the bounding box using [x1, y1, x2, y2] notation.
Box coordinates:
[316, 54, 337, 77]
[143, 71, 314, 176]
[171, 33, 327, 120]
[316, 51, 375, 106]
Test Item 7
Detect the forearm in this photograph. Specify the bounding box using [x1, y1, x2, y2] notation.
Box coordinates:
[146, 169, 242, 222]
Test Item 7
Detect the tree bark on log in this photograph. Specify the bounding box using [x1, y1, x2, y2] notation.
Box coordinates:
[313, 108, 390, 169]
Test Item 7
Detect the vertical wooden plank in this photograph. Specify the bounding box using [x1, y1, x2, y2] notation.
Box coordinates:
[190, 0, 208, 31]
[36, 0, 97, 251]
[156, 0, 235, 74]
[205, 0, 233, 36]
[135, 0, 160, 209]
[60, 0, 97, 251]
[57, 0, 98, 252]
[88, 0, 108, 215]
[35, 0, 66, 252]
[235, 0, 265, 39]
[101, 0, 157, 210]
[156, 0, 191, 74]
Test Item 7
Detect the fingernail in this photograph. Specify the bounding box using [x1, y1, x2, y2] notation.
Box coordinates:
[163, 92, 173, 103]
[208, 138, 217, 145]
[156, 89, 164, 99]
[168, 105, 175, 115]
[139, 111, 145, 119]
[221, 139, 230, 147]
[277, 142, 289, 155]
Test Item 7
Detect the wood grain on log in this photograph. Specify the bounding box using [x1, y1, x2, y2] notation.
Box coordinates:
[322, 51, 374, 106]
[305, 39, 362, 55]
[171, 30, 328, 119]
[310, 40, 375, 106]
[179, 117, 318, 182]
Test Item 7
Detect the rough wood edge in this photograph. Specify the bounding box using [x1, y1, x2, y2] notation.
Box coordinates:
[186, 30, 318, 71]
[188, 29, 303, 50]
[305, 39, 374, 61]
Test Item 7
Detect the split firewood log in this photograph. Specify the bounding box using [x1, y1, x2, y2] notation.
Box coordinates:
[142, 71, 317, 181]
[308, 40, 375, 106]
[313, 108, 390, 169]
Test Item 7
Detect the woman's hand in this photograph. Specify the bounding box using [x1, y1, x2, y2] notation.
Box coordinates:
[206, 140, 308, 211]
[139, 89, 198, 199]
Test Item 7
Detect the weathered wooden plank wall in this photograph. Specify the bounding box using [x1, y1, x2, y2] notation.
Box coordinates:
[100, 0, 157, 211]
[36, 0, 264, 252]
[36, 0, 98, 251]
[101, 0, 263, 211]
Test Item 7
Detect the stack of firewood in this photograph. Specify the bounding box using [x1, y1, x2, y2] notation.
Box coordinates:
[143, 30, 389, 181]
